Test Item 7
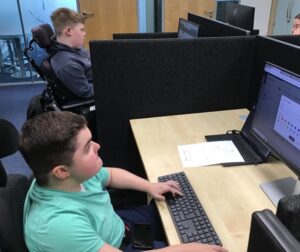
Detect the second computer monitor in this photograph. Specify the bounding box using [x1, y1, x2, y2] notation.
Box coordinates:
[217, 2, 255, 31]
[177, 18, 201, 39]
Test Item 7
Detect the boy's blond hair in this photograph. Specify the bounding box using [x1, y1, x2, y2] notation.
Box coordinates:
[51, 7, 86, 36]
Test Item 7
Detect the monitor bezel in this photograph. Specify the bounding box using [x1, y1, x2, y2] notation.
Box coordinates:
[251, 61, 300, 178]
[218, 2, 255, 31]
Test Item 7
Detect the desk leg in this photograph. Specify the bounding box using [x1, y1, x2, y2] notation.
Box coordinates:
[7, 39, 15, 67]
[0, 39, 15, 74]
[0, 45, 4, 70]
[11, 37, 30, 78]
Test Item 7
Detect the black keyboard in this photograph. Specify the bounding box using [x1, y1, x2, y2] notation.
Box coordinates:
[158, 172, 222, 245]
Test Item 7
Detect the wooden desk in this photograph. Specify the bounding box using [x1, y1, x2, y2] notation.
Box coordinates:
[130, 109, 296, 252]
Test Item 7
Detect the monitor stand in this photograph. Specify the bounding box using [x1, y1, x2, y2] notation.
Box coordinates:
[260, 177, 300, 206]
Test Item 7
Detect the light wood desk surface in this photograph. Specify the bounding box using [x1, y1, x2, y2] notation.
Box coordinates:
[130, 109, 296, 252]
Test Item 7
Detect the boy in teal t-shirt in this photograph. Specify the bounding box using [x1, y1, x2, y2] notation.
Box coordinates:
[24, 168, 124, 251]
[19, 111, 227, 252]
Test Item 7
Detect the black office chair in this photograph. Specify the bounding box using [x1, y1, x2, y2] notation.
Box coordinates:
[24, 24, 95, 118]
[247, 209, 300, 252]
[0, 119, 30, 252]
[276, 194, 300, 242]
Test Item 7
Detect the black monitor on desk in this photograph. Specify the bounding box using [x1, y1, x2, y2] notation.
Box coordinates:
[217, 2, 255, 31]
[177, 18, 201, 38]
[251, 62, 300, 206]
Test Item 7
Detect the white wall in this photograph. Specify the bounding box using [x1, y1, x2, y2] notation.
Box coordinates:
[273, 0, 300, 35]
[240, 0, 273, 35]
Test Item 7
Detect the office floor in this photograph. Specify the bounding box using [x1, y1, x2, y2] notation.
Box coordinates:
[0, 68, 41, 85]
[0, 83, 45, 177]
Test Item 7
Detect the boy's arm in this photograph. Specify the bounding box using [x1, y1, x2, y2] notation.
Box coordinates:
[58, 63, 94, 98]
[103, 169, 228, 252]
[98, 242, 227, 252]
[105, 168, 183, 200]
[145, 244, 227, 252]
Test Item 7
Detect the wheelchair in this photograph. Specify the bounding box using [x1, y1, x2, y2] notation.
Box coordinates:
[24, 24, 96, 137]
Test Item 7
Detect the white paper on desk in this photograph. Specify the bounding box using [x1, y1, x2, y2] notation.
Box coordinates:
[178, 141, 244, 168]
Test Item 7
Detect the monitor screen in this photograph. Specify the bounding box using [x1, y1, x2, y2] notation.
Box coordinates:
[251, 62, 300, 205]
[177, 18, 201, 39]
[217, 2, 255, 31]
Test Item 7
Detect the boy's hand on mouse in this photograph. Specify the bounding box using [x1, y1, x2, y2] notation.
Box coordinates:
[148, 180, 183, 201]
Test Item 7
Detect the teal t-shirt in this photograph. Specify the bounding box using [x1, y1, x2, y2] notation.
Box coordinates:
[23, 167, 125, 252]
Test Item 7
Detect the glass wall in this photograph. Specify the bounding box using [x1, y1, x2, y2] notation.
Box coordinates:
[138, 0, 155, 33]
[0, 0, 77, 86]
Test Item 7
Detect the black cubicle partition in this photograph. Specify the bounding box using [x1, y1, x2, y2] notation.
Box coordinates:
[90, 34, 300, 197]
[270, 35, 300, 46]
[90, 36, 256, 178]
[113, 13, 252, 40]
[249, 35, 300, 107]
[113, 32, 178, 40]
[188, 12, 250, 37]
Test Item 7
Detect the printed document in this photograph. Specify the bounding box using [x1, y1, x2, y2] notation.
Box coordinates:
[178, 141, 244, 168]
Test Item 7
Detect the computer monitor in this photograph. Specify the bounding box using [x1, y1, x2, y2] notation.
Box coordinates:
[251, 62, 300, 206]
[177, 18, 201, 39]
[188, 12, 250, 37]
[216, 2, 255, 31]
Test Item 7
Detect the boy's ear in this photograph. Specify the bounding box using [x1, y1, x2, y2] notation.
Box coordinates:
[52, 165, 70, 180]
[63, 26, 72, 36]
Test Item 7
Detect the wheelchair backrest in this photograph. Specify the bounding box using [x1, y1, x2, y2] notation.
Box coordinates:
[40, 58, 80, 106]
[25, 23, 85, 106]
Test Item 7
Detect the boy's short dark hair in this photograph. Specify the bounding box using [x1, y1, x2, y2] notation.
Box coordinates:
[19, 111, 87, 186]
[295, 13, 300, 20]
[51, 7, 86, 36]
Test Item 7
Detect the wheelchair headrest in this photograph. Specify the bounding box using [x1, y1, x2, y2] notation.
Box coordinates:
[0, 119, 19, 159]
[31, 23, 54, 49]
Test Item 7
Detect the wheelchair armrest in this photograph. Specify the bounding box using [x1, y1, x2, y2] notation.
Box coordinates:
[60, 98, 95, 110]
